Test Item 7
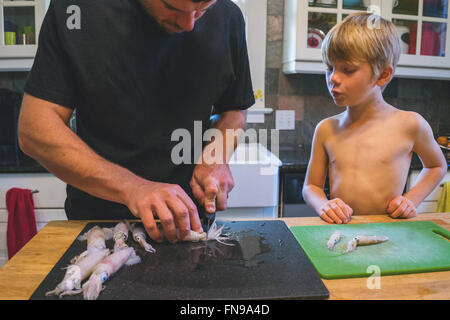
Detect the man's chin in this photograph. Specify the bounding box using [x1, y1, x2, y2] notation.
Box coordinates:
[161, 23, 184, 34]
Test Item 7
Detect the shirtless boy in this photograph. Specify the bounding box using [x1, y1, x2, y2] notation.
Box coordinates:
[302, 13, 447, 224]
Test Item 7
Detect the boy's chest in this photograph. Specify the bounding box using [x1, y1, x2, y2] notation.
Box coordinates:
[325, 124, 414, 168]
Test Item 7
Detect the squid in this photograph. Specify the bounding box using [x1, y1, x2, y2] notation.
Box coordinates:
[113, 220, 129, 252]
[77, 225, 114, 250]
[45, 248, 110, 298]
[344, 235, 389, 253]
[82, 246, 141, 300]
[177, 229, 207, 242]
[72, 225, 113, 264]
[157, 220, 234, 245]
[204, 221, 234, 246]
[126, 221, 156, 253]
[327, 230, 343, 250]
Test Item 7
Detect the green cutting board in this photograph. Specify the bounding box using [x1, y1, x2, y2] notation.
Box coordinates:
[290, 221, 450, 279]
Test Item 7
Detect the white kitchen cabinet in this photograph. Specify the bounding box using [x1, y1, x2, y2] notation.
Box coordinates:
[0, 173, 67, 267]
[407, 169, 450, 213]
[0, 0, 49, 70]
[283, 0, 450, 80]
[232, 0, 273, 123]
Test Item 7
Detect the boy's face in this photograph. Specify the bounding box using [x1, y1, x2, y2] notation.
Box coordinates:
[139, 0, 217, 34]
[325, 60, 379, 107]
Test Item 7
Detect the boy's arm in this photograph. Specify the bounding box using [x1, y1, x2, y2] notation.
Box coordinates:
[302, 120, 351, 224]
[302, 120, 329, 211]
[403, 114, 447, 208]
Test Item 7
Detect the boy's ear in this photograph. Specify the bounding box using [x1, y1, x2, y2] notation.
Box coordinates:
[376, 65, 393, 87]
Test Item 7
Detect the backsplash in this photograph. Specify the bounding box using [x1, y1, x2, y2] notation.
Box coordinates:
[246, 0, 450, 165]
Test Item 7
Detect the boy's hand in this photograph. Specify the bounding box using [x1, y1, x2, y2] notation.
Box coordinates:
[319, 198, 353, 224]
[387, 196, 416, 219]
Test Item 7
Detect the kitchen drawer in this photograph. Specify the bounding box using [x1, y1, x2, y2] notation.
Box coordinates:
[0, 173, 66, 209]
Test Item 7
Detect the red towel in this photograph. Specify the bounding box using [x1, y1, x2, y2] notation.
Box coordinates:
[6, 188, 38, 259]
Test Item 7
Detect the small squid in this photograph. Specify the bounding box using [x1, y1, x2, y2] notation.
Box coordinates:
[158, 220, 233, 245]
[113, 220, 129, 252]
[45, 248, 110, 298]
[82, 246, 141, 300]
[204, 221, 234, 246]
[126, 221, 156, 253]
[327, 230, 343, 250]
[72, 225, 113, 264]
[158, 225, 207, 242]
[344, 235, 389, 253]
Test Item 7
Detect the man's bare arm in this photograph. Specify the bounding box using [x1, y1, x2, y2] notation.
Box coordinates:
[18, 93, 201, 243]
[18, 93, 143, 205]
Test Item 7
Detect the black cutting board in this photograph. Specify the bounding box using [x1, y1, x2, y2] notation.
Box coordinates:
[30, 220, 329, 300]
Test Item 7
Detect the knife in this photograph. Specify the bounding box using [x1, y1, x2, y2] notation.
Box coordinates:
[200, 206, 216, 241]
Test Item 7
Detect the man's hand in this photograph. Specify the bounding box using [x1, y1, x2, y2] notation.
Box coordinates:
[126, 181, 203, 244]
[387, 195, 416, 219]
[319, 198, 353, 224]
[190, 163, 234, 213]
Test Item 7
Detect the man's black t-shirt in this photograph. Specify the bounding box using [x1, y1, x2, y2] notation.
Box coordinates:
[24, 0, 255, 220]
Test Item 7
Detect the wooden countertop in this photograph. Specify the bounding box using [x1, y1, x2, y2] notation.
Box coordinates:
[0, 213, 449, 300]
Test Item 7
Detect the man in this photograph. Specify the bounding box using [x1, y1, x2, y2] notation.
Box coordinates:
[18, 0, 255, 244]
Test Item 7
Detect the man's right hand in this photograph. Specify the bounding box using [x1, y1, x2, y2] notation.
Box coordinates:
[126, 181, 203, 244]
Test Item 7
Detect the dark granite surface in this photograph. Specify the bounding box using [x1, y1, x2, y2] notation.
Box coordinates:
[30, 221, 329, 300]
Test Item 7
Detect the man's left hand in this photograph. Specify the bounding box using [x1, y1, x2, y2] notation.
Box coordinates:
[190, 163, 234, 213]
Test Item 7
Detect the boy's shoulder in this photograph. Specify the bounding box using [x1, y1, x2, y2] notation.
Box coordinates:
[385, 107, 431, 141]
[316, 112, 346, 128]
[313, 112, 346, 142]
[390, 108, 426, 130]
[390, 107, 421, 119]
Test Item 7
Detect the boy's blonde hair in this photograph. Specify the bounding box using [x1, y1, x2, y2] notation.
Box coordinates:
[321, 12, 401, 81]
